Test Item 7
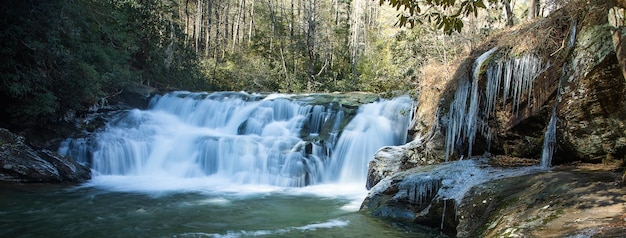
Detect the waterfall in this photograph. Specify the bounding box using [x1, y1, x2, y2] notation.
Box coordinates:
[331, 96, 414, 183]
[540, 19, 577, 168]
[540, 110, 557, 168]
[61, 91, 414, 188]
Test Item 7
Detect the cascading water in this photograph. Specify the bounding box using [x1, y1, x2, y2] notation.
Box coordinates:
[541, 111, 557, 168]
[31, 91, 445, 238]
[61, 91, 414, 190]
[332, 98, 414, 183]
[540, 19, 578, 168]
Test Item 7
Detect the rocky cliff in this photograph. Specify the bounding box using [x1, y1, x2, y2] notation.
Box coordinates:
[362, 0, 626, 236]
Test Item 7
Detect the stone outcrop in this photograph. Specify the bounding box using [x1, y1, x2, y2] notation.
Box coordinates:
[361, 159, 544, 236]
[366, 133, 446, 190]
[0, 128, 90, 183]
[558, 11, 626, 163]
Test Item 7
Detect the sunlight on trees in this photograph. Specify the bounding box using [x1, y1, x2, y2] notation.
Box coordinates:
[0, 0, 544, 125]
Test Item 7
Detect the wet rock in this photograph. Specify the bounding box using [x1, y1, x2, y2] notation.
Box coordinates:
[458, 165, 625, 237]
[108, 83, 156, 110]
[0, 128, 90, 183]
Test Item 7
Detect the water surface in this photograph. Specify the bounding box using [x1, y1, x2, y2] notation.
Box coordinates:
[0, 183, 445, 237]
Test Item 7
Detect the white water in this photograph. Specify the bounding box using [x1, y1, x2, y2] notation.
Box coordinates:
[541, 110, 557, 168]
[540, 19, 577, 168]
[63, 91, 414, 202]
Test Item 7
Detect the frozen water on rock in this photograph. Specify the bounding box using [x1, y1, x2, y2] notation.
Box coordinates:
[445, 46, 548, 161]
[375, 159, 544, 209]
[398, 175, 442, 205]
[445, 47, 498, 161]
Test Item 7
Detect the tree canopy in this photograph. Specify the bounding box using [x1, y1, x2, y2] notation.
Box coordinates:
[379, 0, 493, 34]
[0, 0, 529, 126]
[0, 0, 205, 125]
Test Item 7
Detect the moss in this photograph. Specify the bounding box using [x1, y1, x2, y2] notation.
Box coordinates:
[542, 208, 564, 225]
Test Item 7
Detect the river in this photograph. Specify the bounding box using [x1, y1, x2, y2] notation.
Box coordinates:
[1, 91, 446, 237]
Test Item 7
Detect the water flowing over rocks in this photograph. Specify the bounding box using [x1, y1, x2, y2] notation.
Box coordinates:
[0, 128, 90, 183]
[57, 91, 415, 188]
[363, 1, 626, 236]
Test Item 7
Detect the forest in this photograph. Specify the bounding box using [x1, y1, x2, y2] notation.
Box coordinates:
[0, 0, 551, 126]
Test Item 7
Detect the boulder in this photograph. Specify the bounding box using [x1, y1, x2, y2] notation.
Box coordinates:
[367, 132, 446, 190]
[361, 159, 543, 237]
[457, 165, 625, 237]
[0, 128, 90, 183]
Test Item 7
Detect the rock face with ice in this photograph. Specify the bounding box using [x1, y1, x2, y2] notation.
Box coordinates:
[363, 1, 626, 236]
[425, 1, 626, 166]
[361, 159, 542, 235]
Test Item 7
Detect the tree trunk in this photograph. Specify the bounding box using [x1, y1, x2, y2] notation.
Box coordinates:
[528, 0, 540, 19]
[205, 0, 212, 58]
[306, 0, 316, 91]
[248, 0, 254, 44]
[267, 0, 290, 87]
[195, 0, 203, 53]
[503, 0, 514, 26]
[184, 0, 191, 46]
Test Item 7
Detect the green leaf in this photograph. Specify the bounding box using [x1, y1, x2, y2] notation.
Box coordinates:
[474, 0, 486, 8]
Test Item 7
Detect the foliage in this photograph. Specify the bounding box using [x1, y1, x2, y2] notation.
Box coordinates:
[379, 0, 499, 34]
[0, 0, 205, 125]
[0, 0, 523, 127]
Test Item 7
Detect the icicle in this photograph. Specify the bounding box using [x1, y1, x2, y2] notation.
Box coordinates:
[445, 79, 470, 162]
[445, 46, 549, 162]
[485, 61, 503, 119]
[569, 19, 578, 48]
[399, 176, 442, 205]
[467, 47, 498, 158]
[441, 199, 447, 230]
[444, 47, 497, 161]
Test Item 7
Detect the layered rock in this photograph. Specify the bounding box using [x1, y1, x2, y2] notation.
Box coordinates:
[559, 17, 626, 163]
[0, 128, 90, 183]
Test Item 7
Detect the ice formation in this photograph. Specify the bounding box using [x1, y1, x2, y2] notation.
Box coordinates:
[445, 47, 548, 161]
